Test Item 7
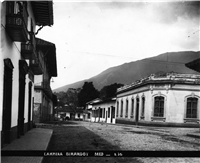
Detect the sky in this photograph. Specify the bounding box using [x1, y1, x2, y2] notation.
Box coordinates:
[37, 0, 200, 90]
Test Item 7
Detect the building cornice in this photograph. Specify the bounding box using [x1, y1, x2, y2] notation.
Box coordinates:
[117, 72, 200, 94]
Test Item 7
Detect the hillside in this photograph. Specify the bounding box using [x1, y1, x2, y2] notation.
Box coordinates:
[53, 51, 200, 92]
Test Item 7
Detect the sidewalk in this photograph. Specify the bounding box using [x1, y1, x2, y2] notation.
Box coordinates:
[1, 128, 53, 163]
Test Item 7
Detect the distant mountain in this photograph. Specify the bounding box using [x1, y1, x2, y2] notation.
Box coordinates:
[53, 51, 200, 93]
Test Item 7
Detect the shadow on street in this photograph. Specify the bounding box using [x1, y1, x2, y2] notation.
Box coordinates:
[39, 121, 141, 163]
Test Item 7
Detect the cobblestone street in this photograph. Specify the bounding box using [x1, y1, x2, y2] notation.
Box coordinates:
[38, 121, 200, 163]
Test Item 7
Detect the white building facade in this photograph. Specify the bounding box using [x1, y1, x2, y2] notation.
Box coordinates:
[1, 1, 54, 147]
[116, 73, 200, 127]
[90, 98, 116, 124]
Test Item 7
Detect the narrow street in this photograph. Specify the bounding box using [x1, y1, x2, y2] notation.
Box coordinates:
[38, 121, 200, 163]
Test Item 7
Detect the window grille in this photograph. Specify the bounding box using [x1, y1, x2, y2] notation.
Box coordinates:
[154, 96, 164, 117]
[186, 97, 198, 118]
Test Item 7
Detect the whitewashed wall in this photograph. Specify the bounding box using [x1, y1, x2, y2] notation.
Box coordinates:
[116, 83, 200, 124]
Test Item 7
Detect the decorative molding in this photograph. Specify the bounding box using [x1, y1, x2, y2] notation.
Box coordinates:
[166, 84, 170, 94]
[191, 92, 195, 98]
[151, 117, 166, 122]
[140, 116, 145, 120]
[184, 118, 199, 123]
[150, 85, 153, 94]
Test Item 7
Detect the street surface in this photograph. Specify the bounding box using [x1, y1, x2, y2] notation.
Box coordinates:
[39, 121, 200, 163]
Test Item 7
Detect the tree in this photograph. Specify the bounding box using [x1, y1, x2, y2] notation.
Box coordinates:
[54, 88, 81, 112]
[54, 91, 66, 107]
[64, 88, 80, 113]
[99, 83, 124, 100]
[78, 82, 99, 108]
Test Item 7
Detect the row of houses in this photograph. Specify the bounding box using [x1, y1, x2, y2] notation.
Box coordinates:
[1, 1, 57, 147]
[85, 70, 200, 127]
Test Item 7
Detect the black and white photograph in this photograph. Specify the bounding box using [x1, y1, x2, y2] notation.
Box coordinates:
[1, 0, 200, 163]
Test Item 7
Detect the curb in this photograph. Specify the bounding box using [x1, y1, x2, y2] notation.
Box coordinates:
[186, 133, 200, 139]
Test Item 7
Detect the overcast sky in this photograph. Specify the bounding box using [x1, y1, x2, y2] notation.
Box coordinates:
[37, 0, 200, 90]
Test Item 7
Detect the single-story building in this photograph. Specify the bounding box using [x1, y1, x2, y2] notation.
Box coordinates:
[115, 72, 200, 127]
[87, 98, 116, 124]
[57, 106, 84, 121]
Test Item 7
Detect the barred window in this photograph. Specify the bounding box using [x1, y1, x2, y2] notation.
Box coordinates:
[186, 97, 198, 118]
[154, 96, 164, 117]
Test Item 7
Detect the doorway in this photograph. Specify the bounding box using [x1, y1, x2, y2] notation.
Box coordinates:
[28, 82, 32, 131]
[135, 98, 140, 123]
[17, 60, 28, 138]
[111, 106, 115, 123]
[2, 59, 14, 146]
[105, 111, 107, 123]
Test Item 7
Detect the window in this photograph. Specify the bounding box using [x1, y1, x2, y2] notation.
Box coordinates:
[120, 100, 123, 117]
[154, 96, 164, 117]
[103, 108, 105, 118]
[108, 107, 110, 118]
[116, 101, 119, 117]
[78, 113, 80, 118]
[141, 97, 145, 117]
[131, 99, 134, 118]
[186, 97, 198, 118]
[125, 99, 128, 118]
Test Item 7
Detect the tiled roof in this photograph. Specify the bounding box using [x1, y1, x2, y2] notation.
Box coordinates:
[35, 38, 57, 77]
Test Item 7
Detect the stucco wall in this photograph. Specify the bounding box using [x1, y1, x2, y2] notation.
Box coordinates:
[91, 100, 116, 124]
[1, 1, 37, 129]
[116, 83, 200, 125]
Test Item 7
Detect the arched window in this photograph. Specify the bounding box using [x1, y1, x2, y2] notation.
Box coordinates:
[186, 97, 198, 118]
[154, 96, 164, 117]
